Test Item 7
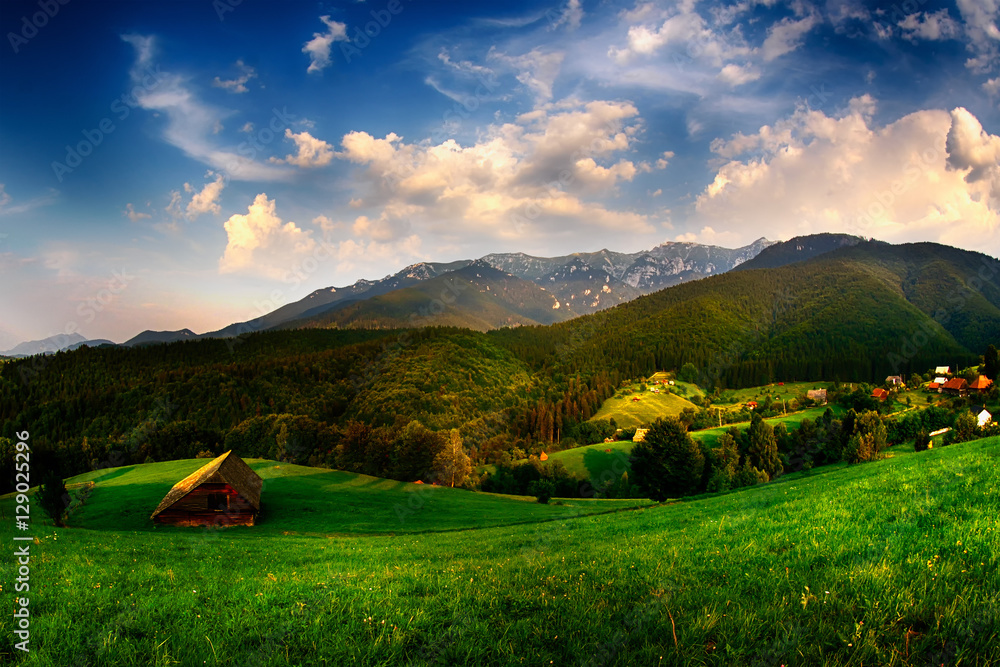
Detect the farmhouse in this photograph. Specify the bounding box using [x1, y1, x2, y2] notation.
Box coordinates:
[150, 451, 262, 527]
[885, 375, 904, 386]
[807, 389, 827, 404]
[969, 376, 994, 394]
[871, 388, 889, 401]
[980, 409, 993, 428]
[927, 382, 941, 391]
[935, 366, 951, 375]
[745, 401, 758, 410]
[933, 377, 948, 385]
[941, 378, 968, 397]
[633, 428, 648, 442]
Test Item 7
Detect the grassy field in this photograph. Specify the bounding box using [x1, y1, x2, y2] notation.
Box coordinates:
[55, 459, 649, 535]
[589, 382, 700, 429]
[716, 381, 831, 407]
[3, 437, 998, 665]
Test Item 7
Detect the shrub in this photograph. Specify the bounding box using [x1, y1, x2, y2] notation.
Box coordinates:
[914, 431, 930, 452]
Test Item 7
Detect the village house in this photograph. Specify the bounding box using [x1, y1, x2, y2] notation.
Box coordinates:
[927, 382, 941, 391]
[633, 428, 648, 442]
[933, 376, 948, 385]
[806, 389, 827, 404]
[979, 409, 993, 428]
[871, 388, 889, 401]
[941, 377, 968, 397]
[150, 451, 262, 527]
[935, 366, 951, 375]
[885, 375, 904, 387]
[969, 376, 994, 394]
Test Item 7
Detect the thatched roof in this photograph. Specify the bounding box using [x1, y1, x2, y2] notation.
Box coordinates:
[150, 451, 262, 518]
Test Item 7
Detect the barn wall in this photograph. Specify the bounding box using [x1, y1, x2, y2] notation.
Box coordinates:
[154, 483, 258, 526]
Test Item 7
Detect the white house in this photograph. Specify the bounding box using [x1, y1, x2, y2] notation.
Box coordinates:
[979, 409, 992, 428]
[934, 377, 948, 385]
[935, 366, 951, 375]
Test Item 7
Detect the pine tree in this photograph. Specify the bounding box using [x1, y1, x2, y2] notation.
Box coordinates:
[747, 413, 781, 479]
[628, 417, 704, 501]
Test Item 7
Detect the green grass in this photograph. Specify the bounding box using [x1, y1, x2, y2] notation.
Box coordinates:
[590, 382, 699, 429]
[3, 439, 999, 665]
[716, 381, 831, 407]
[56, 459, 648, 535]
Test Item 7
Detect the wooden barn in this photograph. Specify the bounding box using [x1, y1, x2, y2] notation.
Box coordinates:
[150, 451, 262, 527]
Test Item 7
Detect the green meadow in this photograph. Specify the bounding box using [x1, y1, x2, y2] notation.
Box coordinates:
[3, 437, 999, 665]
[589, 382, 700, 429]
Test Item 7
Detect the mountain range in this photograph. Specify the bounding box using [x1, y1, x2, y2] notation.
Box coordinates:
[2, 237, 776, 355]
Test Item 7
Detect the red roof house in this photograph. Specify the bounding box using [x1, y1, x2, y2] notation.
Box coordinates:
[871, 388, 889, 401]
[970, 376, 994, 393]
[942, 377, 969, 396]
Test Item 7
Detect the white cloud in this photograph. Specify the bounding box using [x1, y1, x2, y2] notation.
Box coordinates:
[717, 62, 761, 86]
[984, 77, 1000, 96]
[185, 172, 226, 218]
[0, 185, 11, 209]
[609, 1, 752, 67]
[954, 0, 1000, 72]
[123, 203, 151, 222]
[303, 16, 349, 74]
[269, 129, 335, 168]
[219, 194, 319, 279]
[212, 60, 257, 94]
[656, 150, 674, 169]
[693, 98, 1000, 254]
[761, 14, 819, 62]
[489, 48, 565, 102]
[240, 122, 254, 133]
[897, 10, 960, 42]
[121, 34, 288, 181]
[550, 0, 583, 31]
[333, 99, 656, 243]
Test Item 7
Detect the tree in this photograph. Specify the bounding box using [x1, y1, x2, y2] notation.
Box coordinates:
[432, 429, 472, 488]
[747, 413, 781, 479]
[629, 417, 704, 501]
[706, 432, 739, 492]
[985, 344, 999, 382]
[954, 410, 979, 443]
[38, 470, 68, 528]
[678, 363, 699, 384]
[914, 430, 930, 452]
[844, 410, 887, 463]
[910, 373, 923, 388]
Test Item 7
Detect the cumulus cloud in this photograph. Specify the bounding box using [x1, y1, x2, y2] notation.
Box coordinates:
[212, 60, 257, 93]
[185, 172, 226, 218]
[334, 99, 656, 243]
[717, 62, 761, 86]
[761, 14, 819, 61]
[219, 194, 319, 279]
[897, 10, 960, 42]
[954, 0, 1000, 72]
[692, 97, 1000, 254]
[609, 1, 752, 66]
[303, 16, 349, 74]
[945, 107, 1000, 199]
[269, 129, 335, 168]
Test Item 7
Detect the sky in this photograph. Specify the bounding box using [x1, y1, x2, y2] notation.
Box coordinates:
[2, 0, 1000, 346]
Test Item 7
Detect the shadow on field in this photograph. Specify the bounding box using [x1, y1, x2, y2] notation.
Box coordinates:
[582, 447, 631, 482]
[89, 466, 136, 484]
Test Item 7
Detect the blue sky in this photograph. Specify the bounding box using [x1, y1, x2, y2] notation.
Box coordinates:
[2, 0, 1000, 345]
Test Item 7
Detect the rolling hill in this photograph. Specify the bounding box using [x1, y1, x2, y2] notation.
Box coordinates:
[4, 436, 998, 665]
